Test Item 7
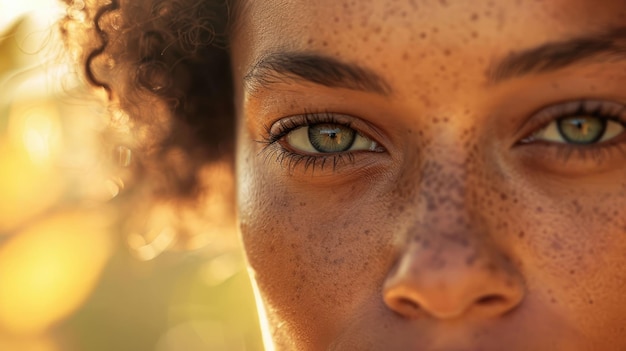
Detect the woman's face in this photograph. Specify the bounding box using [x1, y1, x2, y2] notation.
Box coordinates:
[232, 0, 626, 349]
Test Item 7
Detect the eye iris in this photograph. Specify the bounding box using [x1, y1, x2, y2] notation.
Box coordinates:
[557, 116, 606, 144]
[308, 124, 356, 152]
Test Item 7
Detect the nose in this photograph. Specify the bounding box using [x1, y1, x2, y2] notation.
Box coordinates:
[382, 238, 525, 320]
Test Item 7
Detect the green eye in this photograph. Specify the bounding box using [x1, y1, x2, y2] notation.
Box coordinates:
[533, 116, 624, 144]
[308, 124, 355, 152]
[557, 117, 606, 144]
[285, 123, 379, 153]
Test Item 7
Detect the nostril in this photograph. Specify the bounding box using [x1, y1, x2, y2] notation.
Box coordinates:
[476, 294, 505, 305]
[398, 297, 420, 310]
[385, 296, 422, 319]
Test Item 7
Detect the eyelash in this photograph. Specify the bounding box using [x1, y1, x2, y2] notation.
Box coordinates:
[519, 100, 626, 163]
[259, 112, 365, 173]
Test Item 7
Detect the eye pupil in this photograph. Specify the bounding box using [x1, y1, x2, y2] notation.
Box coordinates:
[308, 124, 356, 152]
[557, 116, 606, 144]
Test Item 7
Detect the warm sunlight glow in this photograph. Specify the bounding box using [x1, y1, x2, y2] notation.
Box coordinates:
[128, 227, 176, 261]
[0, 99, 64, 232]
[20, 105, 62, 164]
[0, 139, 62, 233]
[251, 275, 275, 351]
[0, 0, 62, 30]
[0, 5, 262, 350]
[0, 212, 113, 335]
[0, 335, 58, 351]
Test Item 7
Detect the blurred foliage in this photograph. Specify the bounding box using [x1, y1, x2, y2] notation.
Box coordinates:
[0, 4, 262, 351]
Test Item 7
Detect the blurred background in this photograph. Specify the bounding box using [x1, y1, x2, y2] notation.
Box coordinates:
[0, 1, 262, 350]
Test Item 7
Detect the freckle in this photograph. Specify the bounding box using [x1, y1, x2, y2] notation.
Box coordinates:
[455, 216, 464, 226]
[518, 231, 525, 238]
[322, 41, 328, 47]
[588, 299, 594, 305]
[471, 31, 479, 38]
[402, 52, 410, 61]
[307, 38, 314, 44]
[299, 202, 306, 206]
[422, 239, 431, 248]
[470, 13, 479, 21]
[433, 117, 440, 124]
[569, 270, 575, 275]
[465, 255, 476, 266]
[432, 27, 439, 33]
[439, 0, 448, 6]
[364, 229, 370, 235]
[536, 206, 543, 213]
[420, 32, 427, 39]
[551, 298, 557, 304]
[443, 49, 451, 56]
[334, 16, 340, 22]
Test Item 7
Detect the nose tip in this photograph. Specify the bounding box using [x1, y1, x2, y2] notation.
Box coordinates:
[382, 246, 525, 320]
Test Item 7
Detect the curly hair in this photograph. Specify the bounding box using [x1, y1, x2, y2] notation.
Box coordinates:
[59, 0, 237, 243]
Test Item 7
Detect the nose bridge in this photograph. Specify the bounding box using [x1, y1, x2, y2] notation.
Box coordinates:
[418, 154, 480, 233]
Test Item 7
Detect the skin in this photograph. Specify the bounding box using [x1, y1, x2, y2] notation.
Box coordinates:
[232, 0, 626, 349]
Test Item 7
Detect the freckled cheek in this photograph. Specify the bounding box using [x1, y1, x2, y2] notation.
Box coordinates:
[237, 163, 395, 319]
[513, 190, 626, 321]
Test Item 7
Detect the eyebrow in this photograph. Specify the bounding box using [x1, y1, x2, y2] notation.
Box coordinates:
[243, 52, 392, 95]
[243, 27, 626, 94]
[489, 27, 626, 83]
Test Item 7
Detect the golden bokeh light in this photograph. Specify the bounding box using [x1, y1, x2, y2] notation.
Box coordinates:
[0, 98, 65, 232]
[0, 211, 113, 335]
[0, 3, 263, 350]
[0, 335, 58, 351]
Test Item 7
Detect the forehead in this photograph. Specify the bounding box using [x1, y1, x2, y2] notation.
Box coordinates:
[232, 0, 626, 79]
